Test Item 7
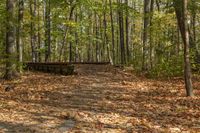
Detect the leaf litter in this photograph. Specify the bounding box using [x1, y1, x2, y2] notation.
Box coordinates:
[0, 64, 199, 133]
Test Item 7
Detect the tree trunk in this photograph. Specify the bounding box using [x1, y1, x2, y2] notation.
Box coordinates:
[45, 0, 51, 62]
[118, 0, 125, 65]
[59, 4, 75, 62]
[149, 0, 154, 69]
[95, 13, 100, 62]
[30, 0, 37, 62]
[103, 0, 110, 63]
[109, 0, 115, 65]
[142, 0, 150, 70]
[125, 0, 130, 64]
[174, 0, 194, 97]
[16, 0, 24, 72]
[4, 0, 17, 80]
[37, 0, 41, 62]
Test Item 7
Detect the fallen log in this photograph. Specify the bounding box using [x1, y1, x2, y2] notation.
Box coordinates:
[24, 62, 111, 75]
[24, 62, 74, 75]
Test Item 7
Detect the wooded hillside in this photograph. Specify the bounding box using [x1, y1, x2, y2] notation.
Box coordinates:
[0, 0, 200, 132]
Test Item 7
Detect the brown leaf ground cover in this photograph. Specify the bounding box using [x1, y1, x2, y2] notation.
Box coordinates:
[0, 65, 199, 133]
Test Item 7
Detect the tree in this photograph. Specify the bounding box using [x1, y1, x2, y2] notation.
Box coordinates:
[174, 0, 194, 96]
[4, 0, 17, 80]
[44, 0, 51, 62]
[125, 0, 130, 63]
[142, 0, 150, 70]
[0, 0, 199, 87]
[16, 0, 24, 72]
[109, 0, 115, 64]
[30, 0, 37, 62]
[118, 0, 125, 65]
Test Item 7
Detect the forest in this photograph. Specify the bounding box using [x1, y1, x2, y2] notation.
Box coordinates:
[0, 0, 200, 132]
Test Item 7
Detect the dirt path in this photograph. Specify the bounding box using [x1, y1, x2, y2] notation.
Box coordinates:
[0, 65, 200, 133]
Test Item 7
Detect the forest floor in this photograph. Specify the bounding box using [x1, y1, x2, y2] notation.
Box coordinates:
[0, 64, 200, 133]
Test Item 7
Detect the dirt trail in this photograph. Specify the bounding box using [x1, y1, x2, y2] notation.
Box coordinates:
[0, 65, 199, 133]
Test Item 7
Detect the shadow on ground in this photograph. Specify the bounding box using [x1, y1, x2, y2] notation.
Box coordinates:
[0, 65, 200, 132]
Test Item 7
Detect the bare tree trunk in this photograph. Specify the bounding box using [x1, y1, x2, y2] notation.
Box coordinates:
[149, 0, 154, 69]
[44, 0, 51, 62]
[174, 0, 194, 97]
[118, 0, 125, 65]
[109, 0, 115, 65]
[37, 0, 41, 62]
[95, 13, 100, 62]
[4, 0, 17, 80]
[30, 0, 37, 62]
[103, 0, 110, 63]
[125, 0, 130, 64]
[183, 0, 193, 97]
[75, 9, 79, 62]
[142, 0, 150, 70]
[16, 0, 24, 72]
